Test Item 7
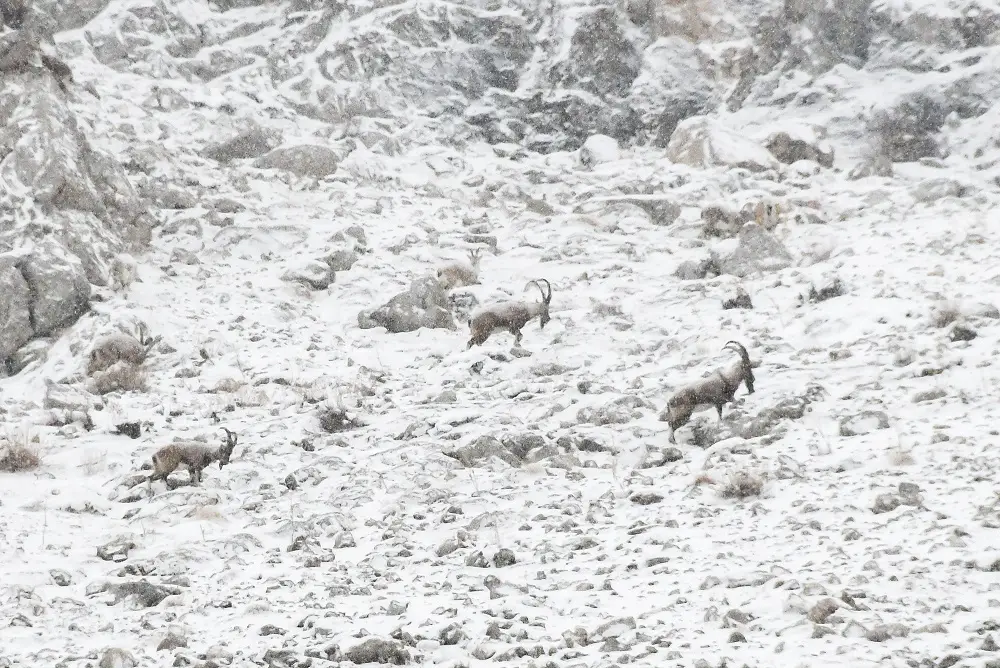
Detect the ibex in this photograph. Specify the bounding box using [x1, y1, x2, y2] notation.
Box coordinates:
[87, 324, 160, 375]
[436, 247, 483, 291]
[467, 279, 552, 349]
[662, 341, 756, 443]
[109, 253, 139, 292]
[147, 428, 239, 492]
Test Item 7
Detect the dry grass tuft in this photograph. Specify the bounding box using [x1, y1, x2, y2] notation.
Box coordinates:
[693, 473, 717, 487]
[720, 470, 765, 499]
[930, 300, 961, 329]
[91, 363, 149, 395]
[0, 442, 41, 472]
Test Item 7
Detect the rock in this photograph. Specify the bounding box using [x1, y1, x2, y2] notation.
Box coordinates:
[547, 7, 639, 99]
[674, 256, 719, 281]
[358, 274, 455, 334]
[253, 145, 341, 178]
[96, 536, 137, 562]
[807, 598, 841, 624]
[714, 223, 794, 277]
[960, 301, 999, 320]
[838, 411, 889, 437]
[872, 494, 901, 514]
[629, 38, 716, 147]
[97, 648, 137, 668]
[493, 548, 516, 567]
[334, 531, 356, 548]
[49, 569, 72, 586]
[0, 43, 151, 285]
[630, 492, 664, 505]
[202, 123, 282, 163]
[701, 203, 754, 239]
[43, 382, 99, 416]
[579, 134, 621, 168]
[765, 125, 835, 168]
[324, 248, 359, 272]
[0, 262, 32, 360]
[576, 395, 650, 425]
[138, 180, 197, 209]
[667, 116, 779, 173]
[281, 260, 334, 290]
[12, 239, 90, 336]
[343, 638, 411, 665]
[156, 626, 188, 651]
[443, 435, 523, 468]
[911, 177, 967, 203]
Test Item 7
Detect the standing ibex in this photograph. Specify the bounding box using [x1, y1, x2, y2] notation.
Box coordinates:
[662, 341, 756, 443]
[467, 279, 552, 349]
[437, 247, 483, 291]
[147, 428, 239, 492]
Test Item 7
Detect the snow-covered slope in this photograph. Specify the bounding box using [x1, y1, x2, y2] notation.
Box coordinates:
[2, 0, 1000, 666]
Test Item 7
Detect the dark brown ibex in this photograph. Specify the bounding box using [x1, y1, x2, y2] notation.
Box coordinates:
[467, 279, 552, 349]
[663, 341, 756, 443]
[147, 428, 239, 492]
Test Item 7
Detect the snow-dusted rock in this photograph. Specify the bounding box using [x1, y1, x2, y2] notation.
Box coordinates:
[713, 223, 794, 277]
[579, 134, 621, 168]
[667, 116, 779, 172]
[203, 123, 282, 163]
[0, 261, 32, 360]
[358, 274, 455, 334]
[281, 260, 334, 291]
[253, 145, 341, 179]
[14, 239, 91, 336]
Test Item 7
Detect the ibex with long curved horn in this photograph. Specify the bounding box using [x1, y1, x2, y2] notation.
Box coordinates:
[467, 279, 552, 349]
[147, 428, 239, 492]
[662, 341, 756, 443]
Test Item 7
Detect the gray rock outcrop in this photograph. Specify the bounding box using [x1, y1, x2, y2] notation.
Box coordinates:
[358, 275, 456, 334]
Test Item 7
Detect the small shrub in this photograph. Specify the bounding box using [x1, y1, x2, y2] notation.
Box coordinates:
[91, 363, 148, 395]
[930, 300, 961, 328]
[0, 443, 41, 472]
[318, 405, 364, 433]
[721, 470, 764, 499]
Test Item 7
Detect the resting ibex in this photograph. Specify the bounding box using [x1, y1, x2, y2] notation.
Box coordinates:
[663, 341, 756, 443]
[87, 324, 160, 375]
[437, 248, 483, 291]
[467, 279, 552, 349]
[148, 428, 239, 492]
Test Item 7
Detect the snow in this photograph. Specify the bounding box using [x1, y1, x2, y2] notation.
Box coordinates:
[2, 4, 1000, 668]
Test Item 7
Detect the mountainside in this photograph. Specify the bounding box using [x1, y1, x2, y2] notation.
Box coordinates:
[2, 0, 1000, 666]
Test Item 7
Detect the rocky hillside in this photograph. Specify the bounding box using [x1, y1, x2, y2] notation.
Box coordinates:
[2, 0, 1000, 666]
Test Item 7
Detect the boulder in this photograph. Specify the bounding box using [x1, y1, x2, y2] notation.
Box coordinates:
[579, 134, 621, 168]
[667, 116, 779, 172]
[628, 37, 716, 147]
[547, 7, 640, 99]
[14, 239, 91, 336]
[358, 274, 455, 334]
[202, 123, 281, 163]
[253, 145, 341, 178]
[714, 223, 794, 277]
[0, 261, 32, 360]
